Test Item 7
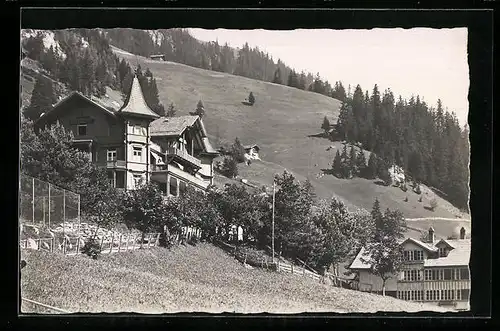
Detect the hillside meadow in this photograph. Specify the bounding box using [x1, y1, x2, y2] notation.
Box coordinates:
[111, 47, 470, 223]
[20, 243, 451, 314]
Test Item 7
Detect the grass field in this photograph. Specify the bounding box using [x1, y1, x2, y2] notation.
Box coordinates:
[20, 243, 451, 314]
[111, 47, 470, 222]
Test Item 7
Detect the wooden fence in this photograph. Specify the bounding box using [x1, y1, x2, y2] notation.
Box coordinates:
[19, 232, 161, 256]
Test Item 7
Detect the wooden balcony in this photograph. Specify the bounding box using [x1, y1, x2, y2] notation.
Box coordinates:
[106, 160, 126, 169]
[167, 147, 201, 169]
[150, 164, 209, 190]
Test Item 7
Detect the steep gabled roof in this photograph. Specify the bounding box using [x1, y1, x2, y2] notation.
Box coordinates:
[401, 237, 438, 253]
[150, 115, 203, 137]
[36, 91, 116, 124]
[118, 76, 160, 119]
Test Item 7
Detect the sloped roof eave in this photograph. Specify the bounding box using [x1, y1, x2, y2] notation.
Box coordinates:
[35, 91, 116, 125]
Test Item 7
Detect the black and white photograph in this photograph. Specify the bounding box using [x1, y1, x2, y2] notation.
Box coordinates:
[19, 13, 477, 315]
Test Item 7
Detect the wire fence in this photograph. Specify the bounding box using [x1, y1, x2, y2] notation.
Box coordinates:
[19, 174, 80, 229]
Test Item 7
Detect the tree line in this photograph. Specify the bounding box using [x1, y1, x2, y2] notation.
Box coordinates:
[323, 84, 469, 211]
[104, 28, 348, 100]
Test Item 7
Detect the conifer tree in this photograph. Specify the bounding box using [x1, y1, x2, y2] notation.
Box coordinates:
[356, 149, 367, 178]
[366, 152, 378, 179]
[24, 76, 57, 121]
[248, 92, 255, 105]
[321, 116, 331, 134]
[349, 145, 358, 177]
[272, 67, 282, 84]
[195, 100, 205, 118]
[166, 102, 176, 117]
[332, 150, 342, 177]
[340, 143, 350, 178]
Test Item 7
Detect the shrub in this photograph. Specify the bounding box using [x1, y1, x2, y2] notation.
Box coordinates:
[418, 196, 422, 202]
[401, 183, 408, 192]
[220, 156, 238, 178]
[430, 198, 438, 211]
[81, 237, 101, 260]
[414, 185, 422, 195]
[248, 92, 255, 105]
[404, 196, 408, 202]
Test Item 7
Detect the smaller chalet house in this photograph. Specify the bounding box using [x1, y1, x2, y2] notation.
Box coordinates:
[35, 75, 218, 192]
[243, 144, 260, 160]
[150, 54, 166, 61]
[349, 226, 471, 310]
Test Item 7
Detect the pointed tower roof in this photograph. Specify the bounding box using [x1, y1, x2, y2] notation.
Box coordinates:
[119, 75, 160, 119]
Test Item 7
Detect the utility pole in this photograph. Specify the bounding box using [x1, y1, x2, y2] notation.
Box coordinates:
[272, 178, 275, 263]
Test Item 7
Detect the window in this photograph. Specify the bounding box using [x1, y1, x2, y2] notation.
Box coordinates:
[133, 146, 142, 160]
[116, 171, 125, 189]
[414, 250, 423, 261]
[460, 268, 470, 280]
[77, 124, 87, 136]
[169, 177, 178, 196]
[444, 269, 453, 280]
[456, 290, 462, 300]
[134, 125, 142, 135]
[425, 269, 432, 281]
[107, 171, 114, 187]
[133, 174, 142, 187]
[107, 149, 117, 161]
[404, 269, 421, 282]
[426, 290, 430, 301]
[439, 247, 447, 257]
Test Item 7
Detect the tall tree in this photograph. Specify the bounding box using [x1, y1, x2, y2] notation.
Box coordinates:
[321, 116, 331, 134]
[24, 76, 57, 121]
[195, 100, 205, 118]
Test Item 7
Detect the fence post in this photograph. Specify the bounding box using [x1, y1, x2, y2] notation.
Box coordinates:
[110, 231, 114, 253]
[77, 194, 81, 236]
[63, 189, 66, 229]
[139, 234, 143, 249]
[148, 233, 153, 248]
[118, 234, 122, 252]
[48, 184, 51, 228]
[76, 236, 80, 254]
[32, 177, 35, 224]
[100, 234, 104, 252]
[155, 233, 160, 246]
[291, 264, 294, 274]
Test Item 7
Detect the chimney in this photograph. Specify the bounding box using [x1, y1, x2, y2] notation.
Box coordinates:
[460, 227, 466, 240]
[428, 227, 435, 243]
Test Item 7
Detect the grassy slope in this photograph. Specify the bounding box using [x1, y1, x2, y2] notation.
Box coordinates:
[111, 47, 470, 228]
[20, 244, 451, 314]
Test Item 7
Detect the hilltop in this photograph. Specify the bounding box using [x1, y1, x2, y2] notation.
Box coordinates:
[111, 47, 470, 226]
[21, 243, 450, 313]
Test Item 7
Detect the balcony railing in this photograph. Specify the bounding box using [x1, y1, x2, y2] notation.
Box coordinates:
[150, 164, 209, 190]
[106, 160, 127, 169]
[167, 147, 201, 168]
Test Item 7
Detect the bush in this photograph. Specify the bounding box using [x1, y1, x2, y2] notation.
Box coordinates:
[414, 185, 422, 195]
[401, 183, 408, 192]
[248, 92, 255, 105]
[81, 237, 101, 260]
[430, 198, 438, 211]
[418, 196, 422, 202]
[219, 156, 238, 178]
[404, 196, 408, 202]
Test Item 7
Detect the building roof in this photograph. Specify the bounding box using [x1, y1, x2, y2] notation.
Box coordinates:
[201, 137, 219, 155]
[150, 115, 202, 137]
[401, 237, 439, 253]
[36, 91, 116, 124]
[349, 237, 469, 271]
[244, 144, 260, 151]
[349, 247, 372, 270]
[118, 76, 160, 119]
[424, 239, 471, 267]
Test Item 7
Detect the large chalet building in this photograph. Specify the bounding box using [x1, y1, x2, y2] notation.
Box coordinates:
[34, 75, 218, 193]
[349, 226, 471, 310]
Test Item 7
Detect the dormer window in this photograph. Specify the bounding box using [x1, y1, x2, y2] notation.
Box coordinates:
[439, 247, 447, 257]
